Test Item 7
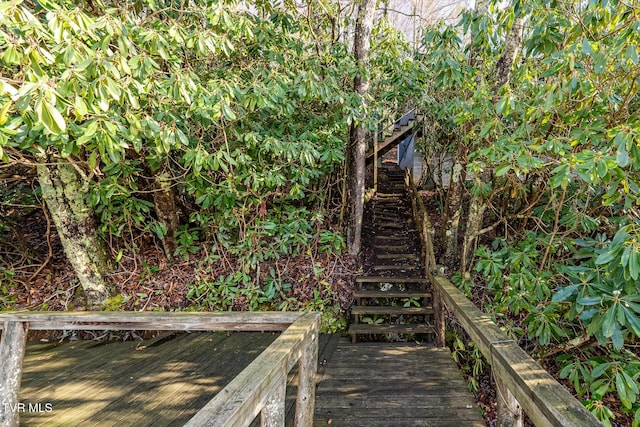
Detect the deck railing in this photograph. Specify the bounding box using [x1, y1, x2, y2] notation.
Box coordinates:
[406, 177, 602, 427]
[0, 311, 320, 427]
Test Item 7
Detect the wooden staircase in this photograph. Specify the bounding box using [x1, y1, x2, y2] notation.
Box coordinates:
[349, 165, 434, 342]
[365, 110, 422, 164]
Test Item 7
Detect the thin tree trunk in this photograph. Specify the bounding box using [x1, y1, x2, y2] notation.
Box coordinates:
[461, 171, 489, 272]
[347, 0, 376, 256]
[36, 151, 112, 305]
[461, 16, 525, 273]
[494, 17, 525, 90]
[152, 171, 179, 261]
[441, 142, 466, 266]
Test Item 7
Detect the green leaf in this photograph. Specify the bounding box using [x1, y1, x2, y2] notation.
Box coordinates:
[37, 99, 66, 134]
[591, 362, 612, 379]
[74, 96, 88, 117]
[77, 120, 98, 145]
[495, 97, 509, 115]
[602, 306, 616, 338]
[593, 52, 607, 74]
[622, 370, 639, 395]
[595, 251, 614, 265]
[611, 325, 623, 350]
[582, 37, 593, 55]
[88, 150, 98, 170]
[577, 296, 601, 306]
[625, 44, 638, 65]
[221, 104, 236, 121]
[616, 148, 629, 168]
[629, 251, 640, 280]
[616, 373, 628, 404]
[624, 308, 640, 337]
[0, 101, 11, 125]
[552, 284, 579, 302]
[495, 163, 511, 176]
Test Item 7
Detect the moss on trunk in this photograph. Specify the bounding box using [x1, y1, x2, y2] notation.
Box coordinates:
[152, 171, 179, 261]
[36, 153, 111, 305]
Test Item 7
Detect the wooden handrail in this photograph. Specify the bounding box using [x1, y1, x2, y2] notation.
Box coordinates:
[0, 311, 320, 427]
[432, 277, 601, 427]
[405, 180, 602, 426]
[185, 313, 320, 427]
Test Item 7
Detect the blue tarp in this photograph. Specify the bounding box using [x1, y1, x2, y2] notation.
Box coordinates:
[398, 133, 415, 171]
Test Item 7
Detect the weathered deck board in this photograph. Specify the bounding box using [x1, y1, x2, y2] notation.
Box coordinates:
[19, 332, 278, 426]
[312, 339, 484, 427]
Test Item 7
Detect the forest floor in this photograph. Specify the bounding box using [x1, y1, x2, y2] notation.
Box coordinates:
[0, 207, 357, 319]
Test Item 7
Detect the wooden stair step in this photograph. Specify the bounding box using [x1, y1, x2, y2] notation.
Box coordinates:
[375, 218, 408, 224]
[376, 254, 419, 260]
[385, 245, 410, 251]
[375, 206, 405, 210]
[373, 235, 409, 240]
[377, 193, 403, 198]
[373, 212, 408, 218]
[354, 290, 431, 298]
[376, 214, 409, 218]
[374, 213, 408, 217]
[348, 324, 434, 335]
[374, 230, 417, 236]
[376, 222, 404, 228]
[374, 224, 413, 237]
[373, 265, 420, 271]
[374, 212, 408, 217]
[374, 226, 415, 232]
[352, 306, 433, 315]
[374, 206, 405, 210]
[356, 276, 429, 283]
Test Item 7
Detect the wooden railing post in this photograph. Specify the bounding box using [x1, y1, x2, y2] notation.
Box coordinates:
[0, 321, 29, 427]
[494, 340, 523, 427]
[295, 314, 319, 427]
[261, 373, 286, 426]
[496, 373, 523, 427]
[433, 289, 445, 347]
[373, 134, 378, 192]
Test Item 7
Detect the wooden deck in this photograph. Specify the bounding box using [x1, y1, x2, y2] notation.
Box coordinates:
[19, 332, 278, 426]
[16, 333, 482, 426]
[313, 338, 484, 427]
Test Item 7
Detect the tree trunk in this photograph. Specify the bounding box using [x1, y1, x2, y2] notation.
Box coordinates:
[441, 142, 466, 266]
[460, 16, 525, 273]
[152, 171, 179, 261]
[461, 171, 490, 273]
[36, 152, 112, 305]
[347, 0, 376, 256]
[494, 17, 525, 90]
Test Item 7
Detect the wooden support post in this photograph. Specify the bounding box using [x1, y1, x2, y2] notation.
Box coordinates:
[295, 315, 319, 426]
[373, 134, 378, 193]
[0, 321, 28, 427]
[496, 374, 523, 427]
[433, 289, 445, 347]
[261, 374, 286, 427]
